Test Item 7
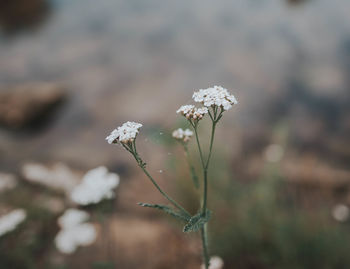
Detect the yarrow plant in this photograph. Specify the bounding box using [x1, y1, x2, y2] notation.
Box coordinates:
[106, 85, 237, 268]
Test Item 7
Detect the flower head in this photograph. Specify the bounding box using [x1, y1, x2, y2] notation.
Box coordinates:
[71, 166, 120, 206]
[176, 105, 208, 121]
[55, 208, 97, 254]
[0, 209, 26, 237]
[58, 209, 89, 229]
[172, 128, 193, 142]
[193, 86, 238, 111]
[176, 105, 195, 116]
[106, 121, 142, 144]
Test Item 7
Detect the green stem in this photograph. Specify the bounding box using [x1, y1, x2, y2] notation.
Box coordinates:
[184, 143, 199, 188]
[193, 124, 206, 169]
[201, 226, 210, 269]
[126, 141, 190, 217]
[202, 119, 217, 215]
[139, 165, 189, 215]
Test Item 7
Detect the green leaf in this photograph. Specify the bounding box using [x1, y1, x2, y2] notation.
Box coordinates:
[137, 203, 191, 222]
[183, 209, 212, 233]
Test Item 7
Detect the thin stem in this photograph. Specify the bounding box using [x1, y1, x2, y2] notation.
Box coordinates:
[202, 119, 217, 215]
[201, 226, 210, 269]
[184, 143, 199, 188]
[193, 123, 206, 169]
[192, 106, 223, 268]
[205, 121, 217, 169]
[139, 164, 189, 215]
[127, 141, 191, 217]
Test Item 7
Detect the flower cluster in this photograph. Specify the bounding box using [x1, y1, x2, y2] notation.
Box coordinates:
[0, 209, 26, 237]
[71, 166, 120, 206]
[172, 128, 193, 142]
[55, 209, 97, 254]
[176, 105, 208, 120]
[106, 121, 142, 144]
[57, 208, 89, 228]
[193, 86, 238, 111]
[105, 84, 238, 269]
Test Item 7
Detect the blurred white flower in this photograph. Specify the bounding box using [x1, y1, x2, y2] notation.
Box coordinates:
[176, 105, 208, 120]
[55, 209, 97, 254]
[172, 128, 193, 142]
[0, 209, 26, 237]
[58, 208, 90, 229]
[22, 163, 80, 194]
[106, 121, 142, 144]
[332, 204, 349, 222]
[201, 256, 224, 269]
[193, 86, 237, 111]
[71, 166, 119, 206]
[55, 223, 96, 254]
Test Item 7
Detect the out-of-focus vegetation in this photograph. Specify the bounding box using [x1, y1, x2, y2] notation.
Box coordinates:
[163, 121, 350, 269]
[210, 168, 350, 269]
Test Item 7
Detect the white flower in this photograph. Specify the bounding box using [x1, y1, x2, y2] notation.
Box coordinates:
[55, 209, 97, 254]
[193, 85, 238, 111]
[106, 121, 143, 144]
[176, 105, 195, 116]
[172, 128, 193, 142]
[201, 256, 224, 269]
[22, 163, 79, 194]
[0, 209, 26, 237]
[176, 105, 208, 120]
[195, 107, 209, 118]
[71, 166, 120, 206]
[58, 209, 89, 229]
[55, 223, 96, 254]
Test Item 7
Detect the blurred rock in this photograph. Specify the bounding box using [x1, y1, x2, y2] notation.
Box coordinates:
[0, 83, 66, 129]
[0, 173, 18, 193]
[22, 162, 80, 194]
[0, 0, 50, 35]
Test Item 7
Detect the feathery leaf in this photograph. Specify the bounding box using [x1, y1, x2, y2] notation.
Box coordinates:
[183, 209, 212, 233]
[137, 203, 191, 222]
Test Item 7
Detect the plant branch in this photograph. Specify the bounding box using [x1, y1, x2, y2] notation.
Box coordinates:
[201, 225, 210, 269]
[127, 141, 190, 217]
[183, 143, 199, 188]
[193, 123, 206, 169]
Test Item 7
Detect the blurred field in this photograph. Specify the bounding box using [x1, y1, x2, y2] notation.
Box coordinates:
[1, 0, 350, 268]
